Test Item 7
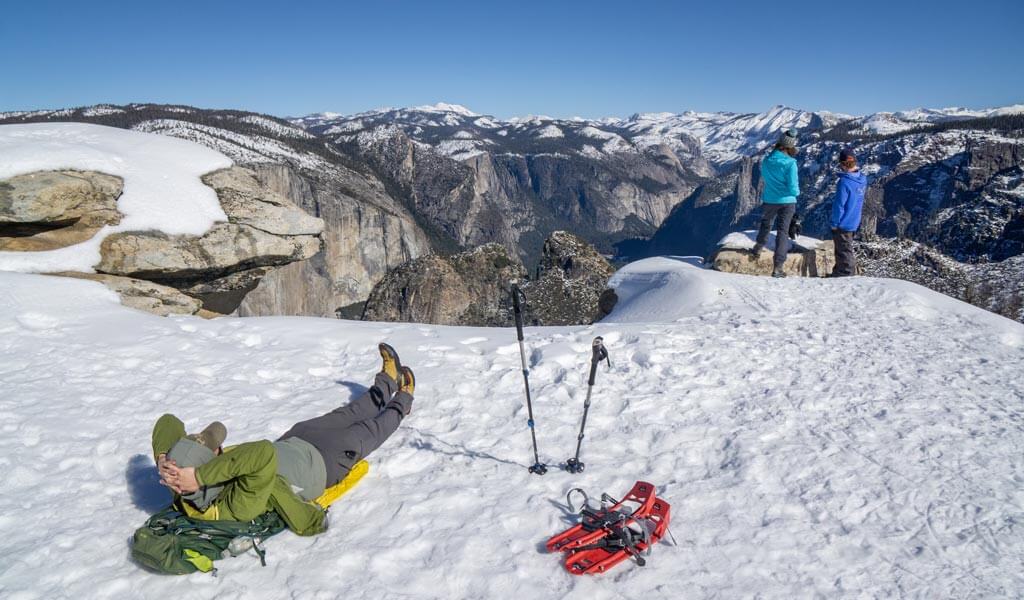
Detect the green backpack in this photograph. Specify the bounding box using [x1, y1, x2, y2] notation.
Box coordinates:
[131, 506, 288, 575]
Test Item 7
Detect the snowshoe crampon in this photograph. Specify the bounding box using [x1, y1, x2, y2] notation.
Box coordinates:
[545, 481, 671, 575]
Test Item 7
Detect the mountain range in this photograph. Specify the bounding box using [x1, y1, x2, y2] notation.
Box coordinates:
[2, 101, 1022, 321]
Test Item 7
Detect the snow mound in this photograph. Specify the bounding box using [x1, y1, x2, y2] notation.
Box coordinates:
[0, 123, 232, 273]
[1, 262, 1022, 598]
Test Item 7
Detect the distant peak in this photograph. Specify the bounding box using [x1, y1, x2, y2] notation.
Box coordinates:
[411, 103, 479, 116]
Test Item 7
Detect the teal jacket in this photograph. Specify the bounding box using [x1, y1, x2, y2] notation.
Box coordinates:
[760, 150, 799, 204]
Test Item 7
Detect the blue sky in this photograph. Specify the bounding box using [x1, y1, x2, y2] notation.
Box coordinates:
[2, 0, 1021, 119]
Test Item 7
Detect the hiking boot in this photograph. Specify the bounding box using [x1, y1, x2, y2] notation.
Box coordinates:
[771, 269, 787, 278]
[387, 367, 415, 417]
[399, 366, 415, 396]
[750, 244, 763, 258]
[188, 421, 226, 453]
[378, 343, 402, 383]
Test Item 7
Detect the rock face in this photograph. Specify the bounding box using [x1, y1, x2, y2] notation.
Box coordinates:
[519, 231, 617, 325]
[858, 238, 1024, 324]
[362, 243, 526, 326]
[235, 164, 431, 317]
[323, 125, 705, 265]
[362, 231, 617, 326]
[0, 170, 123, 251]
[95, 166, 323, 313]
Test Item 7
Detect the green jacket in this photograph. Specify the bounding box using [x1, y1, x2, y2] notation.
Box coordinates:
[151, 414, 326, 536]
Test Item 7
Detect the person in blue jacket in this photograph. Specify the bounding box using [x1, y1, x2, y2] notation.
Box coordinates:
[751, 129, 800, 277]
[830, 149, 867, 277]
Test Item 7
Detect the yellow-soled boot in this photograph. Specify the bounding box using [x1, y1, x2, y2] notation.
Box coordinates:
[378, 342, 402, 383]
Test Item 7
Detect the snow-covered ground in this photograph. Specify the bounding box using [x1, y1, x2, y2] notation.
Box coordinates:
[0, 123, 232, 273]
[1, 259, 1022, 599]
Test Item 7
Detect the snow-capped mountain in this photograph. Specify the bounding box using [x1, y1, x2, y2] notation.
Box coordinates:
[850, 104, 1024, 135]
[294, 103, 831, 169]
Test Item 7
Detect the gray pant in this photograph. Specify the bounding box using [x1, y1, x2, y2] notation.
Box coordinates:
[279, 373, 411, 487]
[755, 203, 797, 269]
[832, 229, 857, 276]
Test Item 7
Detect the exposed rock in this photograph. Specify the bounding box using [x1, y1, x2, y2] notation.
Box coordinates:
[362, 231, 617, 326]
[858, 238, 1024, 323]
[710, 233, 835, 277]
[521, 231, 617, 325]
[0, 170, 122, 251]
[98, 220, 320, 278]
[95, 167, 324, 313]
[201, 168, 323, 236]
[362, 243, 526, 325]
[335, 125, 705, 265]
[50, 272, 202, 316]
[712, 245, 835, 277]
[236, 164, 431, 318]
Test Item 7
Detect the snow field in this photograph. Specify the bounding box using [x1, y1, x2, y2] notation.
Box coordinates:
[1, 258, 1023, 598]
[0, 123, 232, 273]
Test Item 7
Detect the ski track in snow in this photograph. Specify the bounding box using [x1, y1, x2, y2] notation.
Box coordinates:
[1, 260, 1023, 599]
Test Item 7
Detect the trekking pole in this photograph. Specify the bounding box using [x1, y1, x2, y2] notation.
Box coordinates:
[565, 336, 610, 474]
[511, 283, 547, 475]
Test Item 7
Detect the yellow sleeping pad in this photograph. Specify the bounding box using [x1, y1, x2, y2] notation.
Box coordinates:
[314, 460, 369, 509]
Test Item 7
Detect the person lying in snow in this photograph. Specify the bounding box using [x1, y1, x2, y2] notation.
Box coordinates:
[152, 343, 414, 536]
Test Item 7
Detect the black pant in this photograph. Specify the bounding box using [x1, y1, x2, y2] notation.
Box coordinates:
[832, 229, 857, 276]
[755, 203, 797, 269]
[278, 373, 409, 487]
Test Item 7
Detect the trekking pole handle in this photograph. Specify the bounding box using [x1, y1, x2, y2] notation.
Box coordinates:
[511, 284, 525, 342]
[589, 337, 609, 386]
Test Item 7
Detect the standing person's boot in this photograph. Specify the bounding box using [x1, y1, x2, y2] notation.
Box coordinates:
[771, 268, 787, 278]
[750, 244, 763, 258]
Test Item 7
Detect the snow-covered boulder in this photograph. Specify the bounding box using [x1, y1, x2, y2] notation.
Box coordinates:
[97, 167, 322, 280]
[0, 124, 325, 316]
[710, 230, 835, 277]
[0, 170, 123, 252]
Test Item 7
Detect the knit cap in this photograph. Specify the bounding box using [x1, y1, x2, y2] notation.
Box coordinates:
[777, 128, 798, 149]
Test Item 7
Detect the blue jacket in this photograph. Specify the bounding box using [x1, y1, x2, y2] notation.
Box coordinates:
[830, 170, 867, 231]
[760, 150, 799, 204]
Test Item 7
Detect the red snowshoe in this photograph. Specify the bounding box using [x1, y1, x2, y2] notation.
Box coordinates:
[545, 481, 671, 575]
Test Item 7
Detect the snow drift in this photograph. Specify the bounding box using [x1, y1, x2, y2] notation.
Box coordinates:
[0, 258, 1022, 598]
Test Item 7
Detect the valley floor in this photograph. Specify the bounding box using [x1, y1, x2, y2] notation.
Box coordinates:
[1, 259, 1022, 599]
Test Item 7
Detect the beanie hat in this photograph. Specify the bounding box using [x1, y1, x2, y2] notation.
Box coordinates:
[166, 422, 228, 510]
[166, 438, 214, 469]
[777, 129, 798, 149]
[166, 421, 226, 468]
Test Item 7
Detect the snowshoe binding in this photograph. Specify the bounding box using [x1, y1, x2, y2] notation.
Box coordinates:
[545, 481, 671, 575]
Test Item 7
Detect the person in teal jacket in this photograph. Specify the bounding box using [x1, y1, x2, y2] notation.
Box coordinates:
[751, 129, 800, 277]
